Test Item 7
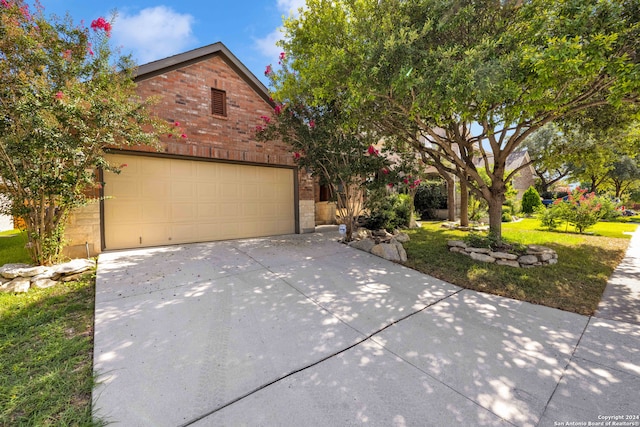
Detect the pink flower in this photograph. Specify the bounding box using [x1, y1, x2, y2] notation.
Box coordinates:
[119, 163, 128, 168]
[255, 125, 264, 132]
[274, 105, 282, 115]
[180, 134, 187, 139]
[293, 152, 301, 160]
[91, 17, 112, 35]
[1, 0, 9, 8]
[367, 145, 378, 156]
[174, 121, 180, 127]
[55, 91, 64, 99]
[260, 115, 271, 124]
[413, 179, 421, 186]
[20, 4, 30, 20]
[62, 49, 72, 60]
[279, 52, 286, 61]
[403, 178, 409, 184]
[264, 64, 273, 76]
[309, 120, 315, 129]
[167, 134, 173, 138]
[388, 183, 394, 188]
[382, 168, 389, 174]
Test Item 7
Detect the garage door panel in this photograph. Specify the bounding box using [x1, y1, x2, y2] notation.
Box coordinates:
[104, 154, 295, 250]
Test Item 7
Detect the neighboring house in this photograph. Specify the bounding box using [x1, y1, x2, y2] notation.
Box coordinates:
[473, 150, 536, 200]
[63, 42, 316, 258]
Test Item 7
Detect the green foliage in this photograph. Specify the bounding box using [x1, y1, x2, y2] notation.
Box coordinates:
[363, 192, 413, 231]
[521, 186, 543, 214]
[0, 1, 169, 264]
[413, 180, 448, 219]
[502, 206, 513, 222]
[539, 188, 613, 233]
[468, 195, 488, 222]
[274, 0, 640, 242]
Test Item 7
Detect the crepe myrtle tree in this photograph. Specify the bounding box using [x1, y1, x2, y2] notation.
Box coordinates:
[0, 0, 172, 265]
[256, 67, 389, 240]
[275, 0, 640, 242]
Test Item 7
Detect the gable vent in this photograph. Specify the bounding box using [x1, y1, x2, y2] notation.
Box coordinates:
[211, 88, 227, 116]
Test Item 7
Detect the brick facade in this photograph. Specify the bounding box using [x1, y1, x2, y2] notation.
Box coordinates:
[63, 43, 316, 256]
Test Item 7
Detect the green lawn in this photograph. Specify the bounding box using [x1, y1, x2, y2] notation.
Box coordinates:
[0, 231, 100, 426]
[404, 219, 637, 315]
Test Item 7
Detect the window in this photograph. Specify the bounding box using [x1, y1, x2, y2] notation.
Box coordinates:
[211, 88, 227, 116]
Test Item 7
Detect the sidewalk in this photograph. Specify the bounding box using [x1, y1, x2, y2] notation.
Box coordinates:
[596, 226, 640, 325]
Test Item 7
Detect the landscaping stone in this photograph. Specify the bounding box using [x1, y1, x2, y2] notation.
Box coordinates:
[32, 278, 58, 289]
[348, 229, 410, 263]
[6, 277, 31, 293]
[518, 255, 539, 265]
[496, 259, 521, 268]
[395, 233, 410, 243]
[490, 251, 519, 261]
[348, 239, 376, 253]
[447, 240, 467, 248]
[466, 247, 491, 254]
[0, 263, 33, 279]
[470, 252, 496, 263]
[0, 258, 96, 293]
[447, 240, 558, 268]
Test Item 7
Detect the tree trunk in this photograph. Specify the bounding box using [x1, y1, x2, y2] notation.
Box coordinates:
[459, 179, 469, 227]
[444, 173, 456, 221]
[487, 196, 503, 240]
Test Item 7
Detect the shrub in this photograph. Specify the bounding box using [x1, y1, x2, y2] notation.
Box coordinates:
[536, 205, 562, 231]
[521, 186, 543, 214]
[502, 206, 513, 222]
[413, 180, 447, 219]
[364, 193, 412, 231]
[538, 188, 607, 233]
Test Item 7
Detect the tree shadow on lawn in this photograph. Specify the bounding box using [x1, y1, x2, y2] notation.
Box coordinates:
[405, 228, 628, 316]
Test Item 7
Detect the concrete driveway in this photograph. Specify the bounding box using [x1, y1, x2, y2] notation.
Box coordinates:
[93, 227, 640, 427]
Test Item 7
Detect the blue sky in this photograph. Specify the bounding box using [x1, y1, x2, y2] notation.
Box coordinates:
[36, 0, 305, 86]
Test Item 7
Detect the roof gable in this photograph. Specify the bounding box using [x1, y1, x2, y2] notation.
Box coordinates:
[134, 42, 272, 105]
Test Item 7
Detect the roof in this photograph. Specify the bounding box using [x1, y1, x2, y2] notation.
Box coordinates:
[133, 42, 272, 105]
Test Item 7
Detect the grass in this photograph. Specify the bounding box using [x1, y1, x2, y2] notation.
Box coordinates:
[404, 218, 637, 315]
[0, 231, 101, 426]
[0, 230, 32, 265]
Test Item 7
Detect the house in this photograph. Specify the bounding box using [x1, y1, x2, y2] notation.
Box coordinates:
[472, 150, 536, 200]
[63, 42, 316, 258]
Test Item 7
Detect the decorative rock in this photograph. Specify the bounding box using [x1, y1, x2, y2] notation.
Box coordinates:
[466, 247, 491, 254]
[5, 277, 31, 293]
[547, 258, 558, 265]
[54, 259, 96, 276]
[394, 233, 410, 243]
[526, 245, 555, 255]
[355, 228, 372, 240]
[490, 251, 519, 260]
[447, 240, 467, 248]
[61, 272, 88, 282]
[450, 247, 470, 255]
[371, 243, 403, 262]
[349, 239, 376, 253]
[518, 255, 539, 265]
[31, 278, 58, 289]
[470, 252, 496, 263]
[396, 243, 408, 262]
[0, 263, 35, 279]
[496, 259, 521, 268]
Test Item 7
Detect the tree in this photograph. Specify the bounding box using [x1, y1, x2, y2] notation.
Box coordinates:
[608, 155, 640, 199]
[521, 124, 571, 194]
[274, 0, 640, 242]
[521, 186, 543, 215]
[255, 97, 388, 241]
[0, 1, 169, 264]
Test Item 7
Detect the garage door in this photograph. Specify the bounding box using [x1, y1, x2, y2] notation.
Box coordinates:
[103, 154, 295, 250]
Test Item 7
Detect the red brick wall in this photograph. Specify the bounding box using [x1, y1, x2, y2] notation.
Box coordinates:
[133, 54, 314, 202]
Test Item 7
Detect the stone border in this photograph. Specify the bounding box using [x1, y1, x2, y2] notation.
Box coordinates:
[447, 240, 558, 268]
[347, 228, 410, 262]
[0, 259, 96, 293]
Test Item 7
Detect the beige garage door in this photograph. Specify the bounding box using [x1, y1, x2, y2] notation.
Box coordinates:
[103, 154, 295, 250]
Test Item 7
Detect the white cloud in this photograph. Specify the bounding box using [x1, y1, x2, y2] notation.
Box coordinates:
[254, 0, 306, 60]
[277, 0, 306, 14]
[255, 28, 285, 61]
[112, 6, 196, 64]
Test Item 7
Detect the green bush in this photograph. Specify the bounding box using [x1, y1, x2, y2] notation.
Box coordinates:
[521, 186, 543, 214]
[502, 206, 513, 222]
[364, 193, 413, 231]
[413, 181, 447, 219]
